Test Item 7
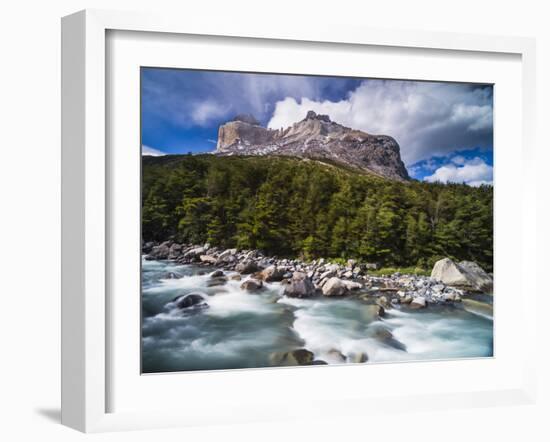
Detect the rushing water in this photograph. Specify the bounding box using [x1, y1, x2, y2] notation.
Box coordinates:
[141, 258, 493, 373]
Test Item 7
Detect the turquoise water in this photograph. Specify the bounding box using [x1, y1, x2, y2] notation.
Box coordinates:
[141, 259, 493, 373]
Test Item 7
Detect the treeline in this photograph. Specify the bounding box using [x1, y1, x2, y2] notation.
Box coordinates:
[142, 154, 493, 271]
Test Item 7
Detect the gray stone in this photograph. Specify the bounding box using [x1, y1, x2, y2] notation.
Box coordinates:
[284, 272, 316, 298]
[322, 277, 348, 296]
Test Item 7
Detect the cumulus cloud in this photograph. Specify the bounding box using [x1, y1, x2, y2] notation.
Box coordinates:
[424, 157, 493, 186]
[142, 145, 166, 156]
[267, 80, 493, 165]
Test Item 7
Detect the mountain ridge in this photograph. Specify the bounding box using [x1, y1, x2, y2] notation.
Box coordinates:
[215, 110, 410, 181]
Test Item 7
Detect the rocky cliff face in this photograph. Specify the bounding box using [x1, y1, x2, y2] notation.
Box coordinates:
[216, 111, 409, 181]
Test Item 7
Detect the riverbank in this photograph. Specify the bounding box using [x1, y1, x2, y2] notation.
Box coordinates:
[143, 240, 493, 313]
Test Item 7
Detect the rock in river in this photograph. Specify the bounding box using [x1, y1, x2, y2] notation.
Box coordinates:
[258, 265, 285, 282]
[409, 296, 427, 309]
[431, 258, 493, 292]
[284, 272, 316, 298]
[322, 277, 348, 296]
[271, 348, 315, 366]
[240, 279, 264, 291]
[171, 293, 208, 310]
[236, 260, 259, 274]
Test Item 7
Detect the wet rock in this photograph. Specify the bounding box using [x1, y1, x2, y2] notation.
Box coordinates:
[322, 277, 348, 296]
[162, 272, 180, 279]
[207, 276, 228, 287]
[372, 327, 406, 351]
[210, 269, 225, 278]
[284, 272, 316, 298]
[309, 360, 328, 365]
[409, 297, 427, 309]
[376, 295, 390, 308]
[347, 352, 368, 363]
[271, 349, 315, 366]
[259, 265, 285, 282]
[372, 326, 394, 340]
[236, 260, 259, 274]
[199, 254, 217, 265]
[229, 274, 242, 281]
[240, 279, 264, 291]
[172, 293, 208, 310]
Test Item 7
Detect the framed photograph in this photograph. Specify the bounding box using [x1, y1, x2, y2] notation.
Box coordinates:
[61, 9, 537, 432]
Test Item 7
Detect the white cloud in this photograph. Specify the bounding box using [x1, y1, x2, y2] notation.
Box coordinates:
[451, 155, 466, 165]
[267, 80, 493, 165]
[190, 100, 230, 126]
[424, 157, 493, 186]
[142, 145, 166, 156]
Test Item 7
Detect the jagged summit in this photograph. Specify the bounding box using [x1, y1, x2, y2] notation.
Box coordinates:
[215, 110, 409, 181]
[304, 110, 331, 123]
[231, 113, 261, 126]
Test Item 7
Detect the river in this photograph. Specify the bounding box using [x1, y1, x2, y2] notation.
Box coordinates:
[141, 258, 493, 373]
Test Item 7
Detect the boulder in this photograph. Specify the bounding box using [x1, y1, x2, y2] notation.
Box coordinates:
[183, 246, 205, 259]
[322, 277, 348, 296]
[206, 276, 227, 287]
[319, 269, 337, 280]
[168, 243, 183, 259]
[147, 241, 172, 260]
[259, 265, 285, 282]
[459, 261, 494, 293]
[235, 260, 259, 274]
[240, 279, 264, 291]
[229, 274, 242, 281]
[431, 258, 493, 292]
[217, 248, 237, 262]
[210, 270, 225, 278]
[376, 295, 390, 308]
[271, 349, 315, 366]
[199, 254, 217, 265]
[409, 297, 427, 309]
[343, 280, 363, 291]
[172, 293, 208, 310]
[284, 272, 317, 298]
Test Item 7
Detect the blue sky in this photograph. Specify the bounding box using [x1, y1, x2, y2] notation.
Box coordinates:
[141, 68, 493, 186]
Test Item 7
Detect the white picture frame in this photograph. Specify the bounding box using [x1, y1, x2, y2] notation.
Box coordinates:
[61, 9, 538, 433]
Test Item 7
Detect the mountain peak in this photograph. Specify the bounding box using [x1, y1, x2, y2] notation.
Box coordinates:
[231, 113, 261, 126]
[304, 110, 332, 123]
[216, 113, 409, 181]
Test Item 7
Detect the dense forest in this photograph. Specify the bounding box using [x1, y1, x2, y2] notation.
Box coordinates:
[142, 154, 493, 271]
